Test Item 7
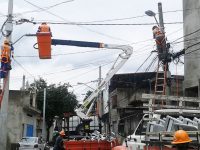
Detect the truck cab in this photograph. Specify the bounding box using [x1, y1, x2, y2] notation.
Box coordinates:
[122, 114, 149, 150]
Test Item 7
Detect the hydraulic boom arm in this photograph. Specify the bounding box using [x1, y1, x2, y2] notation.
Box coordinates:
[37, 35, 133, 120]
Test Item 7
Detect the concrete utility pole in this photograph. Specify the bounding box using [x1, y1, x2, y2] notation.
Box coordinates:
[0, 0, 13, 149]
[158, 2, 171, 95]
[42, 88, 47, 140]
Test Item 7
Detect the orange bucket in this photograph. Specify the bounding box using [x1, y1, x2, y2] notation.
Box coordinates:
[36, 32, 51, 59]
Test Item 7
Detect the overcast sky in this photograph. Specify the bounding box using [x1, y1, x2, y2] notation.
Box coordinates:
[0, 0, 183, 101]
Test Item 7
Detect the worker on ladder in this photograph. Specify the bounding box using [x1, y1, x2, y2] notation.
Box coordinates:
[152, 25, 166, 60]
[172, 130, 192, 150]
[0, 39, 14, 78]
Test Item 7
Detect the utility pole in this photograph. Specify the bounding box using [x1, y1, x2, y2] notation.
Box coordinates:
[158, 2, 167, 66]
[42, 88, 46, 140]
[158, 2, 171, 95]
[0, 0, 13, 149]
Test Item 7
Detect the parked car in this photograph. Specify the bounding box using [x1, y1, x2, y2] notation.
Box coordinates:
[18, 137, 45, 150]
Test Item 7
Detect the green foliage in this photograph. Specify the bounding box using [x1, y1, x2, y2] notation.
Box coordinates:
[31, 78, 78, 129]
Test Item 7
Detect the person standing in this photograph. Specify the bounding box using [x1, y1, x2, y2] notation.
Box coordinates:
[53, 130, 65, 150]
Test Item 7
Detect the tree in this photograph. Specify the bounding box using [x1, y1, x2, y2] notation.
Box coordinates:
[30, 78, 78, 141]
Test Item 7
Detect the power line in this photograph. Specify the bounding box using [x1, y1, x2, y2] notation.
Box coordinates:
[41, 60, 114, 77]
[145, 55, 157, 72]
[14, 48, 108, 58]
[24, 0, 130, 43]
[57, 62, 113, 82]
[14, 0, 75, 16]
[13, 58, 36, 79]
[172, 35, 200, 45]
[185, 47, 200, 55]
[38, 7, 195, 24]
[135, 52, 153, 73]
[31, 21, 183, 26]
[171, 27, 200, 44]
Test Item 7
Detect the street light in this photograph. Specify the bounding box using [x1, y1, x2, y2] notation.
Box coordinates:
[145, 10, 159, 26]
[77, 82, 95, 90]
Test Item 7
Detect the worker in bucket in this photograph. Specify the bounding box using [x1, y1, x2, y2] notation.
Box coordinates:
[0, 39, 14, 78]
[53, 130, 65, 150]
[37, 22, 51, 34]
[152, 25, 166, 60]
[172, 130, 192, 150]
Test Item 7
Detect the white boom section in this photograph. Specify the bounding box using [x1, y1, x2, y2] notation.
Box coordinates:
[75, 44, 133, 120]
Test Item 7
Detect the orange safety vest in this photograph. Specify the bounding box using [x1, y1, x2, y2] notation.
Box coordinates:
[1, 44, 11, 63]
[38, 24, 51, 32]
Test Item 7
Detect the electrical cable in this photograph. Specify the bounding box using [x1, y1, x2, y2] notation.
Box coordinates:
[41, 60, 114, 77]
[14, 48, 108, 58]
[13, 58, 36, 79]
[0, 18, 8, 37]
[145, 55, 158, 72]
[171, 27, 200, 44]
[172, 36, 200, 45]
[57, 61, 113, 83]
[135, 53, 153, 73]
[185, 47, 200, 55]
[15, 0, 74, 16]
[30, 21, 183, 26]
[24, 0, 130, 43]
[30, 7, 197, 24]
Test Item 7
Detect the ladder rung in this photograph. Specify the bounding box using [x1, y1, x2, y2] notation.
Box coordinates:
[156, 84, 164, 87]
[156, 91, 163, 93]
[157, 78, 165, 80]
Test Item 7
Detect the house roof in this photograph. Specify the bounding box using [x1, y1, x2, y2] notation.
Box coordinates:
[109, 72, 156, 92]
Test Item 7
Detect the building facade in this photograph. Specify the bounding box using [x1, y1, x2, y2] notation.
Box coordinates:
[7, 89, 41, 149]
[107, 72, 184, 143]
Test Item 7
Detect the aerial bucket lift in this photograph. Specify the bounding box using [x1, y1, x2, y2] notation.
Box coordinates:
[36, 32, 51, 59]
[36, 22, 52, 59]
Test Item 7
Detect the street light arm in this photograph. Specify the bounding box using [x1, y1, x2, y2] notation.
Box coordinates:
[145, 10, 159, 26]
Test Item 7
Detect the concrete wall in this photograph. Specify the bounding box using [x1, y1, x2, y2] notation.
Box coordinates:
[109, 88, 142, 143]
[7, 90, 40, 149]
[7, 91, 24, 144]
[183, 0, 200, 93]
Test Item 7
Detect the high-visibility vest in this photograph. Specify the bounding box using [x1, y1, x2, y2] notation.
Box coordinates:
[38, 24, 51, 32]
[1, 44, 11, 63]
